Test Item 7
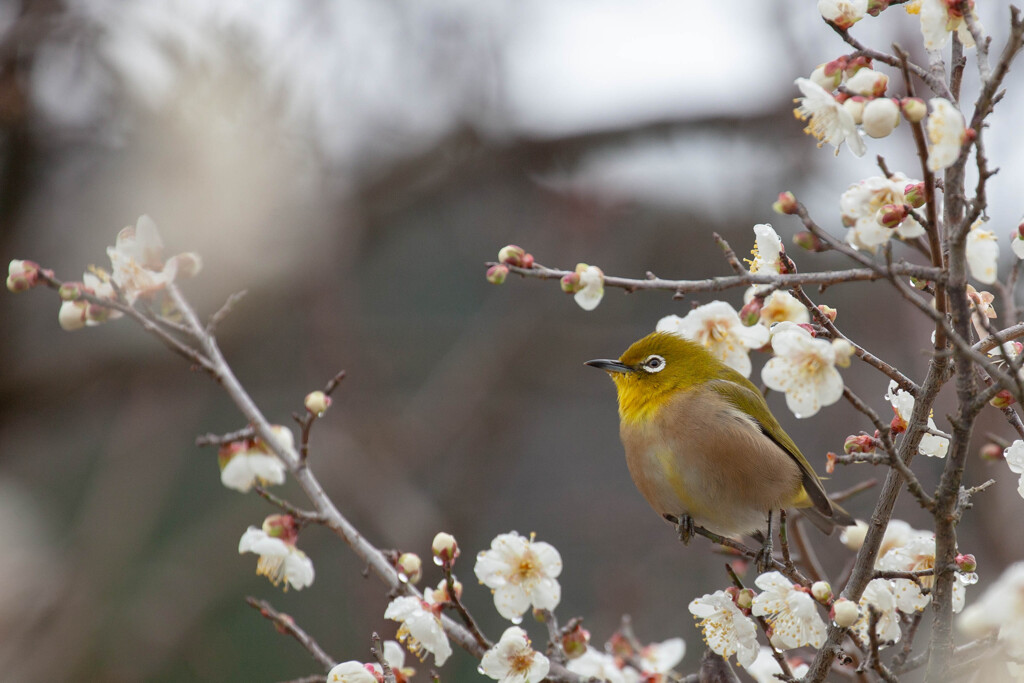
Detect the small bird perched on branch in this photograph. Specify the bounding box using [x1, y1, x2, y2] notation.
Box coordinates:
[587, 331, 853, 568]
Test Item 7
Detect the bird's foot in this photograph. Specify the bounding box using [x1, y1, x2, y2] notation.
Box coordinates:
[755, 535, 774, 573]
[666, 513, 695, 545]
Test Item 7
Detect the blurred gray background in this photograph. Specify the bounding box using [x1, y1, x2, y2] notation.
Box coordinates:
[3, 0, 1024, 681]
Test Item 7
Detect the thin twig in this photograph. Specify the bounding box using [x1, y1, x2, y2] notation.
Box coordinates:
[246, 597, 336, 672]
[371, 633, 398, 683]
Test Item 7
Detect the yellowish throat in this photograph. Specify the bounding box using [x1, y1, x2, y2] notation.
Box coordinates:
[587, 331, 853, 540]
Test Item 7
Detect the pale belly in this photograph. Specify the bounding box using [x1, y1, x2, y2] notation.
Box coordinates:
[620, 392, 803, 537]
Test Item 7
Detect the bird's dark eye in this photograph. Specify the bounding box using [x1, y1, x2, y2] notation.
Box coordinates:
[642, 355, 665, 373]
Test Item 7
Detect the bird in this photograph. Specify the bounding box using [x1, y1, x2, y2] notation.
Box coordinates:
[586, 330, 853, 567]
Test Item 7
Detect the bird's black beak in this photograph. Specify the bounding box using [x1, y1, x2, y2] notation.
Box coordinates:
[585, 359, 632, 374]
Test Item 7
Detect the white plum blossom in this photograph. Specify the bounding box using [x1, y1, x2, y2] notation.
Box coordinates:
[750, 290, 811, 326]
[58, 299, 89, 331]
[751, 572, 828, 650]
[480, 626, 551, 683]
[106, 215, 181, 303]
[959, 562, 1024, 661]
[877, 532, 969, 614]
[913, 0, 980, 51]
[748, 223, 783, 275]
[327, 661, 378, 683]
[238, 522, 314, 591]
[839, 173, 926, 251]
[636, 638, 685, 676]
[818, 0, 867, 29]
[385, 594, 453, 666]
[853, 579, 902, 645]
[925, 98, 967, 172]
[658, 303, 769, 378]
[761, 324, 844, 418]
[218, 426, 292, 493]
[474, 531, 562, 621]
[885, 380, 949, 457]
[1003, 441, 1024, 500]
[575, 264, 605, 311]
[746, 647, 809, 683]
[688, 590, 760, 668]
[966, 219, 1000, 285]
[793, 78, 866, 157]
[566, 648, 633, 683]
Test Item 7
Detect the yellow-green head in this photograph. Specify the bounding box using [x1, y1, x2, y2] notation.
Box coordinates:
[585, 331, 730, 424]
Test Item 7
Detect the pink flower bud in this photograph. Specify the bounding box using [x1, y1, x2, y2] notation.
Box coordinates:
[826, 452, 837, 474]
[58, 281, 85, 301]
[979, 443, 1004, 461]
[431, 532, 459, 565]
[561, 622, 591, 660]
[304, 390, 331, 416]
[396, 552, 423, 584]
[844, 434, 876, 454]
[793, 231, 824, 252]
[86, 302, 113, 325]
[824, 57, 846, 77]
[560, 271, 581, 293]
[867, 0, 890, 16]
[520, 252, 535, 269]
[486, 264, 509, 285]
[890, 412, 908, 434]
[811, 581, 833, 603]
[262, 514, 299, 544]
[817, 304, 837, 322]
[607, 632, 634, 659]
[498, 244, 526, 267]
[990, 389, 1015, 409]
[876, 203, 909, 228]
[901, 97, 927, 123]
[832, 598, 859, 627]
[6, 259, 41, 293]
[739, 297, 764, 327]
[736, 588, 756, 613]
[772, 191, 798, 215]
[1017, 220, 1024, 240]
[955, 553, 978, 573]
[904, 182, 926, 208]
[844, 56, 872, 77]
[810, 64, 841, 91]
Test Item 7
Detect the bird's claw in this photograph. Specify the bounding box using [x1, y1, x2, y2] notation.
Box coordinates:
[755, 536, 774, 573]
[667, 513, 695, 545]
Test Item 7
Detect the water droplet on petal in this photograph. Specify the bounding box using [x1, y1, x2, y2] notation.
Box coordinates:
[398, 573, 409, 584]
[510, 615, 523, 625]
[433, 556, 444, 566]
[477, 666, 487, 675]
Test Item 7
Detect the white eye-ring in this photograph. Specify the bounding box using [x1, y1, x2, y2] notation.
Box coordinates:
[641, 354, 666, 373]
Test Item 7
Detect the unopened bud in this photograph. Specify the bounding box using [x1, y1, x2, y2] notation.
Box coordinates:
[876, 203, 909, 228]
[262, 514, 299, 544]
[816, 304, 837, 322]
[304, 390, 331, 416]
[904, 182, 927, 208]
[862, 98, 900, 138]
[842, 96, 866, 125]
[1017, 220, 1024, 240]
[955, 553, 978, 573]
[867, 0, 890, 15]
[486, 264, 509, 285]
[810, 64, 841, 91]
[844, 434, 876, 454]
[520, 252, 535, 269]
[561, 622, 591, 660]
[736, 588, 756, 613]
[832, 598, 859, 628]
[832, 338, 855, 367]
[909, 277, 929, 290]
[890, 413, 908, 434]
[59, 281, 85, 301]
[560, 272, 581, 293]
[498, 245, 527, 267]
[824, 57, 846, 78]
[901, 97, 927, 123]
[826, 451, 837, 474]
[7, 259, 41, 293]
[607, 632, 634, 660]
[58, 300, 88, 331]
[840, 521, 869, 550]
[846, 69, 888, 97]
[772, 191, 798, 215]
[811, 581, 833, 603]
[980, 443, 1004, 461]
[725, 586, 740, 601]
[739, 297, 764, 326]
[397, 552, 423, 584]
[793, 231, 824, 252]
[85, 303, 113, 325]
[797, 323, 817, 337]
[989, 389, 1016, 409]
[431, 532, 459, 565]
